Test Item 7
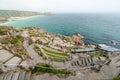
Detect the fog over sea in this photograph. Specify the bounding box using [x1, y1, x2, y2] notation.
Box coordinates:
[2, 14, 120, 49]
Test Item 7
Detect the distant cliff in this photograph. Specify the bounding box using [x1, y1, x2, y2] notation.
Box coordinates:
[0, 10, 40, 18]
[0, 10, 52, 22]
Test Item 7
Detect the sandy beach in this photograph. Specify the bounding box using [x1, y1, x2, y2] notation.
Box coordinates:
[8, 16, 32, 21]
[0, 15, 40, 25]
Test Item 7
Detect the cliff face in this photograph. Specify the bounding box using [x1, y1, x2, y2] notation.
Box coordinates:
[71, 33, 84, 46]
[0, 10, 41, 22]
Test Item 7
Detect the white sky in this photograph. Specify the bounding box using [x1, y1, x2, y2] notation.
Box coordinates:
[0, 0, 120, 13]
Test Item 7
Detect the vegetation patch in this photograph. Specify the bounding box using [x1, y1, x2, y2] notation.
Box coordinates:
[31, 63, 72, 74]
[42, 48, 69, 57]
[60, 35, 71, 42]
[28, 32, 38, 37]
[10, 35, 22, 46]
[88, 51, 104, 57]
[42, 48, 69, 62]
[0, 35, 22, 46]
[34, 44, 43, 56]
[18, 49, 26, 55]
[0, 37, 11, 44]
[0, 26, 13, 35]
[112, 76, 120, 80]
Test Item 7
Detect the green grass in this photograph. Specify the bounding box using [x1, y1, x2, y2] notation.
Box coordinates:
[112, 76, 120, 80]
[42, 48, 69, 57]
[49, 57, 65, 62]
[43, 50, 68, 58]
[45, 53, 66, 62]
[42, 48, 69, 62]
[28, 32, 36, 37]
[34, 45, 43, 56]
[18, 49, 26, 55]
[10, 35, 22, 46]
[31, 63, 72, 74]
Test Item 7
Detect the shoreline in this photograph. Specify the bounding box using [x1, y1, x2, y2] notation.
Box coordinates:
[0, 15, 120, 49]
[0, 22, 120, 50]
[8, 15, 41, 21]
[0, 15, 41, 25]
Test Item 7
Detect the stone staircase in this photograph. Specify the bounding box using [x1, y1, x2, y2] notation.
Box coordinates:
[0, 71, 31, 80]
[0, 50, 14, 63]
[71, 56, 94, 67]
[0, 49, 34, 72]
[0, 47, 44, 80]
[71, 55, 106, 68]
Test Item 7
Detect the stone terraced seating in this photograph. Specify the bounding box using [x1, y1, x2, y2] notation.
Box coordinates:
[0, 49, 14, 63]
[4, 57, 22, 69]
[71, 56, 94, 67]
[0, 71, 31, 80]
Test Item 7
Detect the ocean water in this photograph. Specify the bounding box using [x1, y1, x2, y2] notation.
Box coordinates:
[2, 14, 120, 48]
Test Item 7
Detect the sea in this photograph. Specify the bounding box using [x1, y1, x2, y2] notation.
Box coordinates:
[1, 13, 120, 49]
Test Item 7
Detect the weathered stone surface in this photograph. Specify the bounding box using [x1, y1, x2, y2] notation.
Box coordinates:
[5, 71, 13, 80]
[11, 71, 20, 80]
[5, 57, 22, 68]
[18, 71, 26, 80]
[0, 49, 13, 63]
[35, 73, 60, 80]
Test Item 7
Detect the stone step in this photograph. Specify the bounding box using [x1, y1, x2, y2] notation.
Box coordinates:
[82, 58, 86, 66]
[81, 58, 84, 65]
[18, 71, 26, 80]
[87, 57, 92, 63]
[76, 60, 80, 66]
[5, 71, 13, 80]
[78, 59, 82, 66]
[73, 62, 77, 66]
[90, 57, 93, 63]
[85, 57, 89, 65]
[0, 73, 6, 80]
[11, 71, 20, 80]
[24, 71, 31, 80]
[20, 61, 27, 67]
[71, 62, 74, 66]
[3, 72, 10, 80]
[71, 57, 95, 67]
[4, 57, 22, 68]
[20, 59, 33, 69]
[3, 56, 15, 64]
[0, 50, 14, 63]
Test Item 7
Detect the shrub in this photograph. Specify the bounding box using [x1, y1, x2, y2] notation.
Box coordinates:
[18, 49, 26, 55]
[10, 35, 21, 46]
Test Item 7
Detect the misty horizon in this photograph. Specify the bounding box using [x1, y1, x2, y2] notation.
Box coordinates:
[0, 0, 120, 13]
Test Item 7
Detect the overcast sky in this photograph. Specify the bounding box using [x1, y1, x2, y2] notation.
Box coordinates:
[0, 0, 120, 13]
